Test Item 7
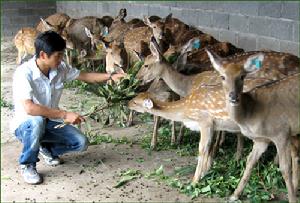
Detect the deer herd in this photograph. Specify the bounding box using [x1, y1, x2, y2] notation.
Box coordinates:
[14, 8, 299, 202]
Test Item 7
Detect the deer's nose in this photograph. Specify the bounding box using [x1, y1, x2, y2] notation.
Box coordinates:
[229, 91, 239, 103]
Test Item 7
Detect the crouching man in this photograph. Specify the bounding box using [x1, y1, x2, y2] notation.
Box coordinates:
[11, 31, 125, 184]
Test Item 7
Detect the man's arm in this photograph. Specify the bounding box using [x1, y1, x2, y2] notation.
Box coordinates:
[76, 72, 126, 83]
[23, 100, 84, 124]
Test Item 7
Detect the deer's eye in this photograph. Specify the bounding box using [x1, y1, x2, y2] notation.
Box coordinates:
[144, 65, 149, 68]
[220, 76, 225, 80]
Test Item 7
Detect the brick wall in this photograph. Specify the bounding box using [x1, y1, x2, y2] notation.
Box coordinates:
[1, 1, 56, 36]
[57, 1, 299, 56]
[2, 1, 298, 56]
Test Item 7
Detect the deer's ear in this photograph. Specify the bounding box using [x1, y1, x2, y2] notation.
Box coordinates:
[84, 27, 93, 38]
[133, 50, 143, 61]
[162, 13, 172, 23]
[105, 46, 112, 53]
[119, 8, 127, 19]
[101, 26, 109, 36]
[192, 38, 201, 49]
[150, 36, 163, 62]
[143, 98, 153, 109]
[143, 16, 152, 26]
[180, 38, 200, 55]
[205, 48, 223, 74]
[80, 49, 87, 58]
[40, 18, 53, 30]
[244, 53, 264, 73]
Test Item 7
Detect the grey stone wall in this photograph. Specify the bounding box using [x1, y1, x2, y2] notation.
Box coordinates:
[1, 1, 56, 36]
[57, 1, 299, 56]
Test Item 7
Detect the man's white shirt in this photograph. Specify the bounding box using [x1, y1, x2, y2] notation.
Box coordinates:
[10, 57, 80, 132]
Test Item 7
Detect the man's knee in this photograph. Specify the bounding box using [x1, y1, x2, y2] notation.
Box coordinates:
[77, 135, 89, 152]
[16, 116, 46, 151]
[29, 116, 46, 133]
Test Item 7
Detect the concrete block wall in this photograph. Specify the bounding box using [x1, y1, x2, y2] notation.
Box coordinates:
[57, 1, 299, 56]
[1, 1, 56, 36]
[2, 1, 298, 56]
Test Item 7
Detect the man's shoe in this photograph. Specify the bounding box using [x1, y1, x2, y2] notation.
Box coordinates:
[39, 147, 61, 166]
[21, 164, 43, 184]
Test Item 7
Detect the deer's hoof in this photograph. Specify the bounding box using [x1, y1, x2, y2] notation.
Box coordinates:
[192, 176, 199, 184]
[150, 144, 156, 151]
[228, 195, 239, 202]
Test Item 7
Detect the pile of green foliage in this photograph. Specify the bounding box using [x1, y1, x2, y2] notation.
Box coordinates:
[65, 61, 143, 127]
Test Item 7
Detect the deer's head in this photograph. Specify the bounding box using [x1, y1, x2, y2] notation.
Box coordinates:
[143, 16, 166, 41]
[84, 27, 108, 51]
[206, 48, 264, 106]
[105, 40, 126, 71]
[136, 36, 166, 84]
[110, 8, 127, 31]
[40, 18, 74, 49]
[39, 18, 63, 33]
[128, 92, 155, 113]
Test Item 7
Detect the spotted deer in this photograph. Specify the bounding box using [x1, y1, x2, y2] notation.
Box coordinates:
[36, 13, 70, 34]
[144, 78, 181, 149]
[137, 38, 299, 96]
[14, 18, 62, 64]
[135, 38, 300, 179]
[84, 27, 128, 74]
[163, 33, 219, 63]
[169, 39, 244, 74]
[123, 15, 170, 63]
[61, 16, 108, 53]
[128, 82, 243, 183]
[206, 49, 299, 203]
[159, 13, 204, 47]
[104, 8, 146, 43]
[160, 14, 220, 60]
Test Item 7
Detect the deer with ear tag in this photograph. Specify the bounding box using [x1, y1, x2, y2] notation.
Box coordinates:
[206, 48, 299, 203]
[84, 27, 128, 74]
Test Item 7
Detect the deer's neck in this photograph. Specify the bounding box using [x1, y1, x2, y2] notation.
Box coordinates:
[161, 65, 194, 97]
[148, 100, 185, 122]
[225, 92, 256, 124]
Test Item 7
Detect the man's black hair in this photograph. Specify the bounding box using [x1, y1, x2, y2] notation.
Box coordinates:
[34, 31, 66, 58]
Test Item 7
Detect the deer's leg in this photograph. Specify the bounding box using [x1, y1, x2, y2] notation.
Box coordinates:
[291, 136, 299, 195]
[219, 131, 225, 146]
[126, 110, 134, 127]
[235, 133, 244, 161]
[192, 125, 214, 183]
[230, 141, 269, 201]
[19, 50, 28, 64]
[171, 121, 176, 145]
[276, 138, 297, 203]
[273, 153, 279, 165]
[176, 123, 185, 145]
[211, 131, 222, 158]
[65, 49, 73, 65]
[16, 49, 24, 64]
[150, 116, 160, 150]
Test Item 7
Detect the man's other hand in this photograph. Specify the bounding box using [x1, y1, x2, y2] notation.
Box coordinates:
[64, 112, 85, 125]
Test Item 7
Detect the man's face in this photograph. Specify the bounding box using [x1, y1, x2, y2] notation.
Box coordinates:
[41, 51, 65, 68]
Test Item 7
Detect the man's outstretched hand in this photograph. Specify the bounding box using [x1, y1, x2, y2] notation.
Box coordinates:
[111, 73, 127, 82]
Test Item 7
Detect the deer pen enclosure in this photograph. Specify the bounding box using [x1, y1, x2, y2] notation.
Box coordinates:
[1, 1, 299, 202]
